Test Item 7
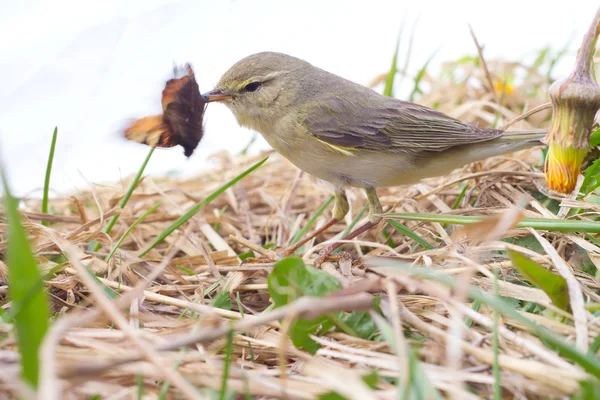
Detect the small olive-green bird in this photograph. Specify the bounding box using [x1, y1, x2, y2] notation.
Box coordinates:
[202, 52, 545, 224]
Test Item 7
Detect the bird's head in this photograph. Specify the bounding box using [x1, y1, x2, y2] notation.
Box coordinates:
[202, 52, 309, 129]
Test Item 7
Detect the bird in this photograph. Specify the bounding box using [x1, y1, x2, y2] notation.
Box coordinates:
[201, 52, 545, 259]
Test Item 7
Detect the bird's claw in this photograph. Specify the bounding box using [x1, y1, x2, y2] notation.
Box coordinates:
[313, 249, 361, 269]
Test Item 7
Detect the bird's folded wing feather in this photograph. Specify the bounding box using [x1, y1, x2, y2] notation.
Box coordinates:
[302, 97, 503, 153]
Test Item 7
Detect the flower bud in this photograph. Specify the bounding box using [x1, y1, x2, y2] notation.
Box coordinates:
[544, 9, 600, 193]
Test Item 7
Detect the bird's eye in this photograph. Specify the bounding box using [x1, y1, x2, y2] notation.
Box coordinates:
[243, 82, 261, 92]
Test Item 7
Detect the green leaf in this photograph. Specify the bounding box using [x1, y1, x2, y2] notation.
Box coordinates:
[238, 251, 255, 261]
[499, 295, 521, 310]
[268, 257, 340, 305]
[508, 250, 569, 311]
[503, 235, 543, 253]
[361, 370, 379, 388]
[1, 167, 51, 387]
[268, 257, 380, 351]
[590, 128, 600, 148]
[291, 317, 335, 353]
[268, 257, 340, 352]
[338, 311, 379, 340]
[581, 158, 600, 196]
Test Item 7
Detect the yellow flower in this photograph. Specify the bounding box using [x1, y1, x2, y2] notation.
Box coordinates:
[494, 79, 513, 95]
[544, 142, 587, 193]
[542, 10, 600, 194]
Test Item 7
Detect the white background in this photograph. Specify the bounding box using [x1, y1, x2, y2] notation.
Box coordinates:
[1, 0, 598, 197]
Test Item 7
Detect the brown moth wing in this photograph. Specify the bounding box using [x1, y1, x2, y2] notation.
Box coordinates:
[162, 64, 207, 157]
[123, 115, 178, 148]
[161, 65, 193, 111]
[122, 64, 206, 157]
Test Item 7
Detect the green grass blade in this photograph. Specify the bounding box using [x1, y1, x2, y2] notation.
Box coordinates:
[42, 127, 58, 227]
[387, 219, 433, 250]
[333, 204, 368, 254]
[139, 156, 268, 257]
[289, 195, 334, 246]
[443, 183, 470, 229]
[1, 167, 51, 388]
[242, 372, 252, 400]
[547, 39, 572, 81]
[367, 258, 600, 378]
[371, 312, 443, 399]
[383, 212, 600, 233]
[105, 202, 162, 262]
[88, 147, 155, 252]
[383, 30, 402, 97]
[236, 292, 245, 319]
[590, 333, 600, 355]
[136, 373, 144, 399]
[343, 204, 368, 236]
[409, 49, 439, 102]
[219, 328, 234, 400]
[492, 267, 501, 400]
[532, 46, 550, 70]
[465, 299, 481, 328]
[508, 249, 569, 310]
[451, 184, 469, 210]
[158, 349, 184, 400]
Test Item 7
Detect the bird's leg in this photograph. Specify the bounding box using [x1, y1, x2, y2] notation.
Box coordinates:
[365, 186, 384, 224]
[314, 187, 383, 267]
[280, 189, 349, 256]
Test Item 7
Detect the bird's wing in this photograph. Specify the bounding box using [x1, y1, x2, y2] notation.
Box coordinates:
[302, 97, 503, 154]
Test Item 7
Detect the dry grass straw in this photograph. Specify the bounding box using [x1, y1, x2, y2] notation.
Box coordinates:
[2, 53, 599, 399]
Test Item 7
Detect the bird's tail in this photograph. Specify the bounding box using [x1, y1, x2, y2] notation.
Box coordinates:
[452, 129, 546, 165]
[483, 129, 547, 154]
[416, 128, 547, 181]
[497, 129, 547, 144]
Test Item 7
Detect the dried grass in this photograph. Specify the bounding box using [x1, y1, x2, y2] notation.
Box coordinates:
[2, 55, 599, 400]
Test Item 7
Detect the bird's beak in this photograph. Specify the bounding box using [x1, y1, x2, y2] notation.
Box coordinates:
[202, 89, 231, 103]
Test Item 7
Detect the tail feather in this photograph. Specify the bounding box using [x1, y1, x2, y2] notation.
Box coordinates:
[498, 129, 547, 143]
[456, 129, 547, 163]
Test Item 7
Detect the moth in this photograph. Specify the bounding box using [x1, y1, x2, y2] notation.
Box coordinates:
[124, 64, 207, 157]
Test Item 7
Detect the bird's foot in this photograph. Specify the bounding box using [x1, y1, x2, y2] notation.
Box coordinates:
[313, 249, 361, 269]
